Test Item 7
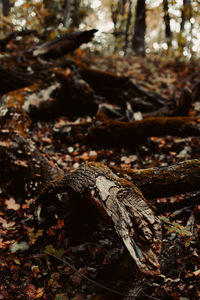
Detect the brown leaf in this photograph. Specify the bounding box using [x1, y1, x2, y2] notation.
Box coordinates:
[25, 284, 36, 298]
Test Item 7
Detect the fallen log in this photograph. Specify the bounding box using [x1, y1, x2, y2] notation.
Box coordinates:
[79, 65, 169, 109]
[0, 65, 34, 95]
[0, 29, 38, 51]
[114, 159, 200, 199]
[33, 29, 97, 60]
[89, 111, 200, 146]
[145, 88, 192, 117]
[0, 105, 64, 196]
[54, 110, 200, 147]
[38, 162, 162, 276]
[1, 58, 180, 119]
[0, 88, 162, 277]
[0, 68, 98, 120]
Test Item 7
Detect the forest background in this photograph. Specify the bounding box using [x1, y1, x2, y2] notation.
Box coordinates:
[0, 1, 200, 300]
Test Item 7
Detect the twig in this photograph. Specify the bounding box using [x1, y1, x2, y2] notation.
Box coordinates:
[46, 252, 136, 298]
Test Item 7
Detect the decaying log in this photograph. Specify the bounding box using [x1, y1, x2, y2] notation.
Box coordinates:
[55, 110, 200, 147]
[1, 55, 198, 280]
[80, 66, 193, 117]
[0, 68, 98, 120]
[0, 29, 38, 51]
[145, 88, 192, 117]
[89, 111, 200, 146]
[0, 66, 34, 95]
[42, 162, 162, 276]
[192, 81, 200, 102]
[0, 104, 64, 196]
[0, 86, 162, 277]
[79, 65, 169, 109]
[0, 98, 66, 227]
[114, 159, 200, 199]
[33, 29, 97, 60]
[156, 191, 200, 214]
[1, 56, 190, 121]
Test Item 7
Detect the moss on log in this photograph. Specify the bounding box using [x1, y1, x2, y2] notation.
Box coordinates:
[114, 159, 200, 199]
[88, 111, 200, 146]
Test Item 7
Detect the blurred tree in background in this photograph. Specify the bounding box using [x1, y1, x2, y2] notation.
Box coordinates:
[132, 0, 146, 56]
[0, 0, 199, 58]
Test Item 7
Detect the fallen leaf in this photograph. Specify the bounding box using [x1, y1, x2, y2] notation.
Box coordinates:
[5, 198, 20, 210]
[10, 241, 29, 253]
[25, 284, 36, 299]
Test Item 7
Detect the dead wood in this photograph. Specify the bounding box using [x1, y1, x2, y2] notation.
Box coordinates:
[0, 65, 34, 95]
[0, 29, 38, 51]
[33, 29, 97, 60]
[89, 111, 200, 146]
[0, 104, 64, 196]
[1, 58, 190, 121]
[39, 162, 162, 276]
[79, 65, 169, 109]
[155, 191, 200, 214]
[0, 68, 99, 120]
[0, 57, 199, 281]
[192, 81, 200, 102]
[145, 88, 192, 117]
[0, 86, 162, 276]
[55, 110, 200, 147]
[114, 159, 200, 199]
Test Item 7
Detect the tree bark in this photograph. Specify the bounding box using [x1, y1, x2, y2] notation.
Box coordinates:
[124, 0, 132, 55]
[132, 0, 146, 56]
[87, 111, 200, 147]
[0, 104, 64, 197]
[114, 159, 200, 199]
[179, 0, 192, 53]
[162, 0, 172, 48]
[53, 109, 200, 147]
[181, 0, 192, 31]
[60, 162, 162, 276]
[2, 0, 10, 16]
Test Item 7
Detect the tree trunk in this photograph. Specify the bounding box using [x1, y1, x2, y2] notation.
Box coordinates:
[162, 0, 172, 48]
[179, 0, 192, 53]
[2, 0, 10, 16]
[132, 0, 146, 56]
[181, 0, 192, 31]
[124, 0, 132, 55]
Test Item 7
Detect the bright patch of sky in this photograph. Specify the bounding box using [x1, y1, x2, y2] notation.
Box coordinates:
[146, 0, 162, 8]
[15, 0, 24, 7]
[86, 0, 113, 32]
[91, 0, 101, 9]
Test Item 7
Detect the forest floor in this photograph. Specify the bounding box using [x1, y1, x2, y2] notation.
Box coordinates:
[0, 48, 200, 299]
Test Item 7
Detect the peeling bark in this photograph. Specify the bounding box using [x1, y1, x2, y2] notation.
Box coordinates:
[42, 162, 162, 276]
